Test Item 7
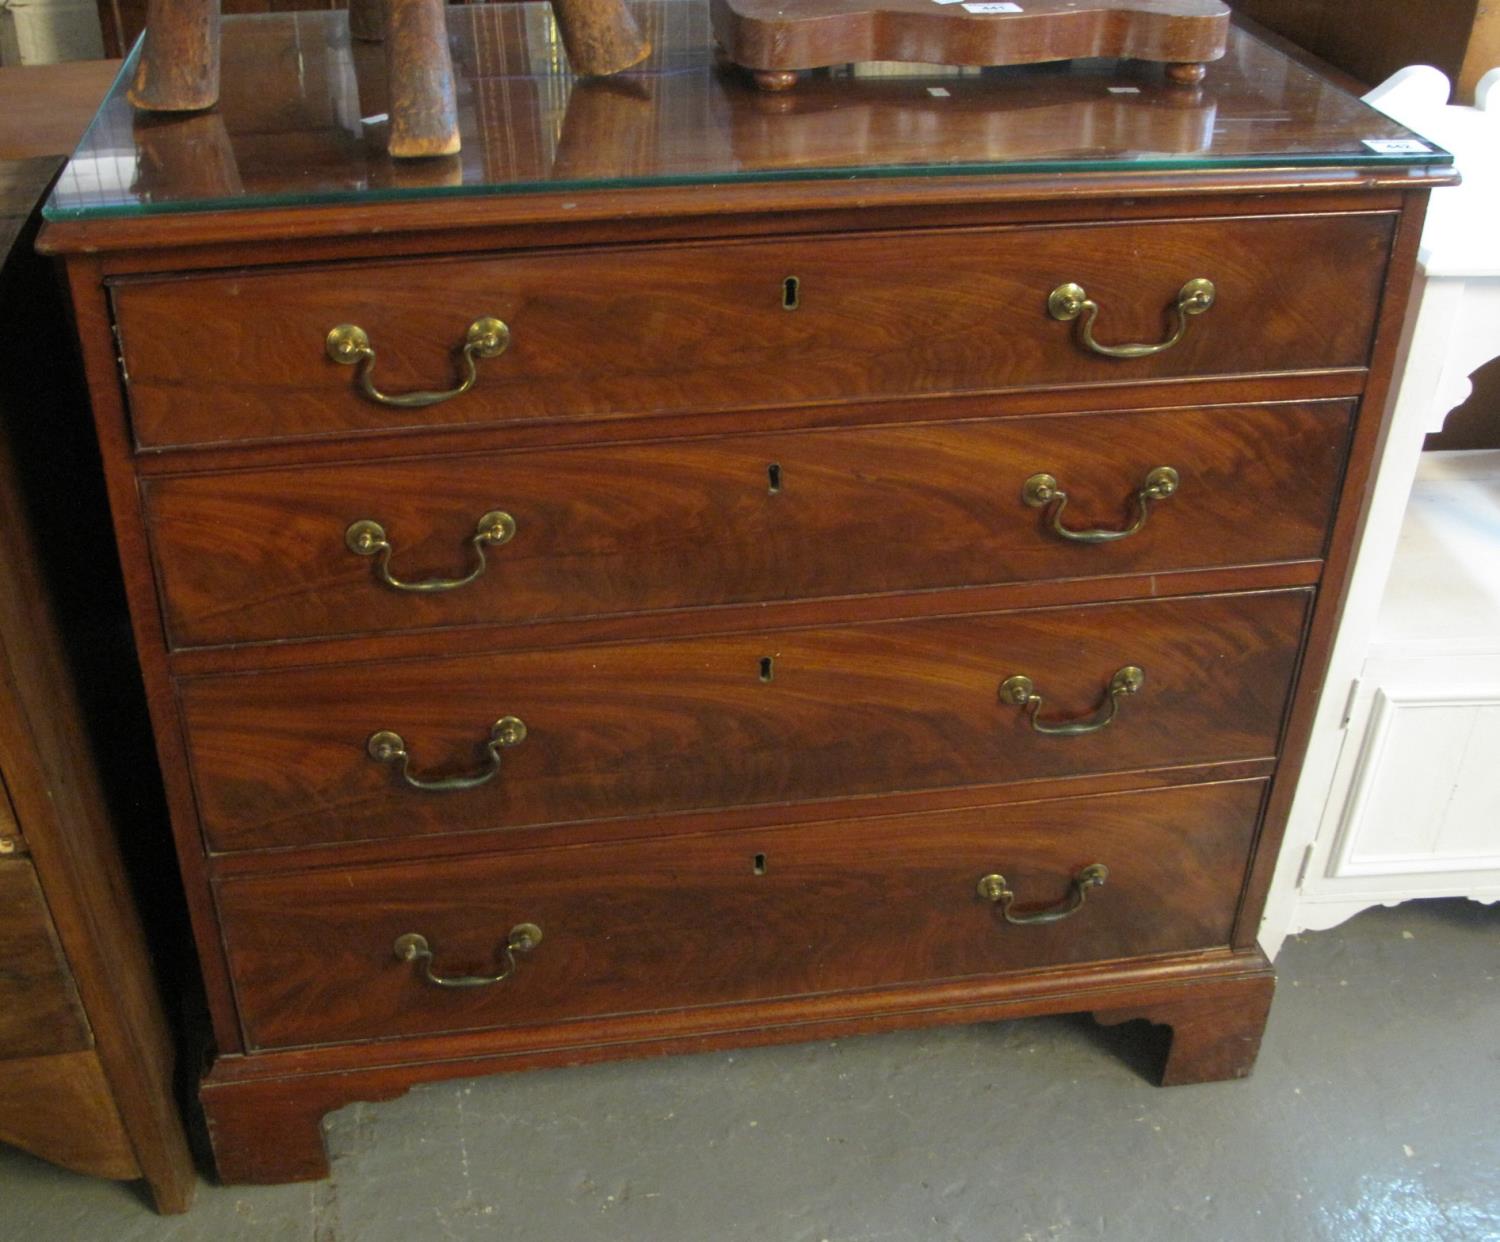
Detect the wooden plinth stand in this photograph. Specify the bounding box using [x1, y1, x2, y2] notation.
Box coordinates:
[710, 0, 1229, 90]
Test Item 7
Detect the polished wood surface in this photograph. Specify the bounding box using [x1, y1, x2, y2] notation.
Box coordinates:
[113, 213, 1390, 450]
[181, 590, 1306, 853]
[45, 2, 1442, 1187]
[144, 401, 1351, 649]
[0, 143, 194, 1211]
[0, 862, 91, 1057]
[0, 62, 123, 161]
[712, 0, 1229, 82]
[0, 1051, 140, 1181]
[218, 779, 1265, 1050]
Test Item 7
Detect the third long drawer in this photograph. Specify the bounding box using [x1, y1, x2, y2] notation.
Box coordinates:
[180, 589, 1310, 853]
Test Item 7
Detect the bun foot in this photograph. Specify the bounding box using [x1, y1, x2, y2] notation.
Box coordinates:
[753, 69, 799, 91]
[1166, 61, 1207, 84]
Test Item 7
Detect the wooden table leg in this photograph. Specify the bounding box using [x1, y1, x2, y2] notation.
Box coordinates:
[385, 0, 460, 159]
[128, 0, 221, 113]
[550, 0, 652, 77]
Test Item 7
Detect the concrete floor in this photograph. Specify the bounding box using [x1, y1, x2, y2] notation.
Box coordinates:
[2, 898, 1496, 1242]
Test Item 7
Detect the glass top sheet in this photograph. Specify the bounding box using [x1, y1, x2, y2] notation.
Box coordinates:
[46, 0, 1451, 221]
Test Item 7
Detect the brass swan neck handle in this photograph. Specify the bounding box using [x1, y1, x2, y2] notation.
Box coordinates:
[394, 924, 542, 989]
[346, 510, 516, 593]
[326, 316, 510, 408]
[367, 716, 527, 793]
[1023, 467, 1179, 544]
[1048, 278, 1215, 359]
[1001, 666, 1144, 737]
[977, 865, 1109, 925]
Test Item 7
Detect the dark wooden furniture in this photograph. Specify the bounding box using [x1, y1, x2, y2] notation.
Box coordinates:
[1, 150, 193, 1211]
[1231, 0, 1500, 103]
[712, 0, 1230, 91]
[40, 0, 1453, 1185]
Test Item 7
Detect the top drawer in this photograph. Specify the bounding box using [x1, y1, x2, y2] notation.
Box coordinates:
[112, 213, 1394, 450]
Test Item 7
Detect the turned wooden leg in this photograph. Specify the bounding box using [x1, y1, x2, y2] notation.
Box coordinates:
[128, 0, 221, 112]
[550, 0, 652, 76]
[385, 0, 460, 159]
[752, 70, 800, 92]
[1093, 972, 1274, 1086]
[1166, 61, 1207, 84]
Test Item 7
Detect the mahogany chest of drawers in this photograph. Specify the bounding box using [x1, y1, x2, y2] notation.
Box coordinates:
[40, 2, 1453, 1184]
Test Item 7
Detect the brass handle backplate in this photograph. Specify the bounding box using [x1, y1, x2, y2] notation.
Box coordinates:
[1023, 466, 1179, 544]
[394, 923, 542, 989]
[1048, 278, 1215, 358]
[1001, 666, 1144, 736]
[368, 716, 527, 793]
[326, 316, 510, 408]
[977, 864, 1109, 925]
[346, 510, 516, 593]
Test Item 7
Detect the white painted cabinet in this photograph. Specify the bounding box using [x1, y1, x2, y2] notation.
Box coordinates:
[1259, 70, 1500, 955]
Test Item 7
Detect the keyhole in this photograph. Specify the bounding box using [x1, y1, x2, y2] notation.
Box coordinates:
[752, 853, 768, 875]
[759, 657, 774, 682]
[767, 463, 782, 494]
[782, 276, 800, 310]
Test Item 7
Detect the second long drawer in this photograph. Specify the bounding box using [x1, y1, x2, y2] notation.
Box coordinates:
[180, 589, 1309, 853]
[145, 401, 1351, 649]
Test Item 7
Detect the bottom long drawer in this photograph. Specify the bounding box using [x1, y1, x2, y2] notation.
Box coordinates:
[218, 779, 1265, 1051]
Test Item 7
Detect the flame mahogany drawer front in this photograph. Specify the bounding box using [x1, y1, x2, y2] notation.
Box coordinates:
[216, 779, 1267, 1052]
[110, 212, 1393, 451]
[144, 401, 1352, 650]
[179, 589, 1308, 854]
